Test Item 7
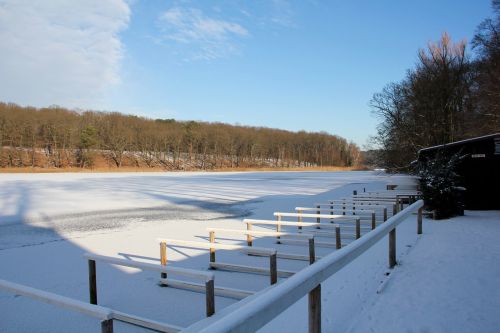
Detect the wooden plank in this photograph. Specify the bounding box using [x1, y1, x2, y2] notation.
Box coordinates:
[156, 239, 276, 256]
[159, 278, 254, 300]
[244, 219, 339, 229]
[209, 262, 295, 278]
[278, 239, 337, 248]
[84, 253, 213, 281]
[112, 310, 183, 332]
[295, 207, 375, 214]
[206, 228, 314, 239]
[0, 278, 112, 321]
[242, 248, 319, 262]
[274, 212, 357, 220]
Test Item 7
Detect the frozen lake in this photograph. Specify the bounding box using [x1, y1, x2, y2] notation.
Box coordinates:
[0, 171, 418, 332]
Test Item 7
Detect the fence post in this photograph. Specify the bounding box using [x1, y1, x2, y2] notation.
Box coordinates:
[308, 284, 321, 333]
[209, 231, 216, 264]
[389, 228, 396, 268]
[417, 207, 423, 235]
[88, 259, 97, 305]
[270, 253, 278, 285]
[276, 215, 282, 243]
[298, 210, 303, 230]
[246, 223, 253, 246]
[160, 242, 167, 279]
[335, 226, 341, 249]
[205, 279, 215, 317]
[371, 212, 376, 230]
[317, 205, 322, 223]
[308, 238, 316, 264]
[101, 319, 113, 333]
[383, 207, 388, 221]
[355, 218, 361, 239]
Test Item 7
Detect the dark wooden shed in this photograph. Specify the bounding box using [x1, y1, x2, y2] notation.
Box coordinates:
[418, 133, 500, 210]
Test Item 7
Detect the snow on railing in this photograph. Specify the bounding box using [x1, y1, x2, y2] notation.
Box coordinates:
[181, 200, 424, 333]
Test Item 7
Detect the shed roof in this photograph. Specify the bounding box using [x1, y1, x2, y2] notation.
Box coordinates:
[418, 133, 500, 154]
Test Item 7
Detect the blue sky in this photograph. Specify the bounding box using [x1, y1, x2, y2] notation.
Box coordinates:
[0, 0, 494, 147]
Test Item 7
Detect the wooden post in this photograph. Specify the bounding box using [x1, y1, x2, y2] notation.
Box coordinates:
[160, 242, 167, 279]
[417, 207, 423, 235]
[308, 238, 315, 264]
[101, 319, 113, 333]
[371, 212, 376, 230]
[383, 207, 388, 222]
[270, 253, 278, 285]
[389, 228, 396, 268]
[353, 190, 357, 196]
[246, 223, 253, 246]
[88, 259, 97, 305]
[298, 210, 303, 230]
[335, 226, 341, 249]
[355, 218, 361, 239]
[209, 231, 216, 264]
[205, 279, 215, 317]
[317, 205, 321, 223]
[276, 215, 282, 243]
[392, 204, 397, 215]
[308, 284, 321, 333]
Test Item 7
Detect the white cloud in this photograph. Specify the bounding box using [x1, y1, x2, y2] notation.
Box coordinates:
[0, 0, 130, 108]
[158, 6, 249, 61]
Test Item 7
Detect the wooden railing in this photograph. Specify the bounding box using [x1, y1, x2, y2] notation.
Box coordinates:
[181, 200, 424, 333]
[0, 278, 183, 333]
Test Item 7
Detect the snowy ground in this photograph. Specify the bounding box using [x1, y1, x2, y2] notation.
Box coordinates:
[0, 171, 498, 332]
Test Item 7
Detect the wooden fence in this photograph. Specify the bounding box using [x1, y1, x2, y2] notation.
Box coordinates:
[181, 200, 424, 333]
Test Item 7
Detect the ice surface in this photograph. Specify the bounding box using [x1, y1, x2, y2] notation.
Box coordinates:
[0, 171, 497, 332]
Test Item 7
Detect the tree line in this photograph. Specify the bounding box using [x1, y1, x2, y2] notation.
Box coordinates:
[0, 103, 361, 170]
[371, 1, 499, 169]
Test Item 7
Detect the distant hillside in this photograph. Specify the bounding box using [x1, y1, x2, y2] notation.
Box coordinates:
[0, 103, 362, 171]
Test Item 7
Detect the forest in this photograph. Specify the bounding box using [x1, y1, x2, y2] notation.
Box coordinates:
[370, 1, 500, 169]
[0, 103, 361, 170]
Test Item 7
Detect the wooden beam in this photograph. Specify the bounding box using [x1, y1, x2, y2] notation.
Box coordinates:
[208, 262, 295, 278]
[335, 226, 341, 250]
[159, 278, 254, 300]
[101, 319, 113, 333]
[270, 254, 278, 285]
[88, 259, 97, 305]
[205, 279, 215, 317]
[308, 285, 321, 333]
[417, 207, 423, 235]
[160, 242, 167, 279]
[389, 228, 396, 268]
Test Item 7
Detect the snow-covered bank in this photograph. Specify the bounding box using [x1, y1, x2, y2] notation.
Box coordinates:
[348, 210, 500, 333]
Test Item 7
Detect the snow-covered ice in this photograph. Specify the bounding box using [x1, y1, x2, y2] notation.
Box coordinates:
[0, 171, 498, 332]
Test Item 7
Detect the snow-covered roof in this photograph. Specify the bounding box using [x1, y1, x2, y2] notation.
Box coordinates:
[418, 133, 500, 153]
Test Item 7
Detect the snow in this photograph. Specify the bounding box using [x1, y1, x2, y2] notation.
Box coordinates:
[0, 171, 498, 332]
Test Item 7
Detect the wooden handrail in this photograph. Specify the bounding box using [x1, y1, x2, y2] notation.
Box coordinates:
[181, 200, 424, 333]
